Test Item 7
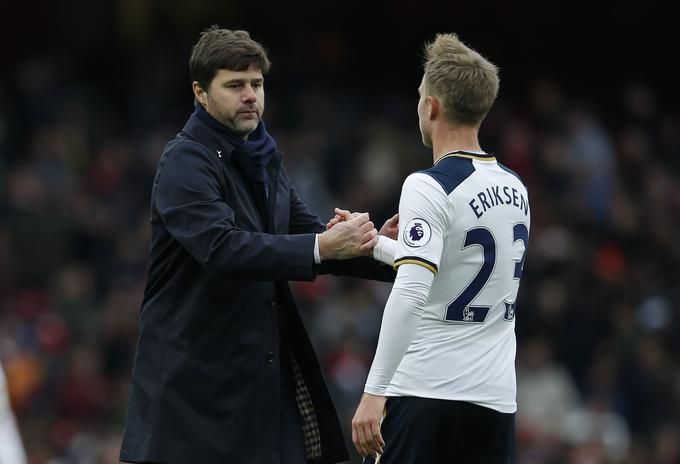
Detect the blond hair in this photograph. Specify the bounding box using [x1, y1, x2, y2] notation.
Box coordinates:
[423, 33, 499, 125]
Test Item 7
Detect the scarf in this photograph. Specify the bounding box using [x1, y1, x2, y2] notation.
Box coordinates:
[195, 102, 277, 197]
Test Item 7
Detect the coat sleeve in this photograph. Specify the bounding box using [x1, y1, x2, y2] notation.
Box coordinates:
[286, 177, 396, 283]
[155, 142, 317, 281]
[287, 184, 326, 235]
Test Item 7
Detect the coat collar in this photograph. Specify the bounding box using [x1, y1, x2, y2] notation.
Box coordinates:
[180, 111, 237, 161]
[180, 111, 283, 168]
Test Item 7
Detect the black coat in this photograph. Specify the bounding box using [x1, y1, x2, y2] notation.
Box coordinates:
[120, 112, 395, 464]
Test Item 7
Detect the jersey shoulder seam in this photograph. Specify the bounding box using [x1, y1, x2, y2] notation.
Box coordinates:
[417, 156, 476, 195]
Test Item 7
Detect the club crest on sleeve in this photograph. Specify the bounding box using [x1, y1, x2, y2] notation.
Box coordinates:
[403, 218, 432, 247]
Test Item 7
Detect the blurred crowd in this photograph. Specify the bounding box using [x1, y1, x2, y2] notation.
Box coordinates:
[1, 52, 680, 464]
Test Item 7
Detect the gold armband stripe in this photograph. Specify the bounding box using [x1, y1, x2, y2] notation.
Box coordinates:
[393, 256, 438, 274]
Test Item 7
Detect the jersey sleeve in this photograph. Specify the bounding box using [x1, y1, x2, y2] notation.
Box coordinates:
[364, 263, 434, 395]
[393, 173, 449, 274]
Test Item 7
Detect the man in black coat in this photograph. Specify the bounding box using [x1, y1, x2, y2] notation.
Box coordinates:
[120, 26, 396, 464]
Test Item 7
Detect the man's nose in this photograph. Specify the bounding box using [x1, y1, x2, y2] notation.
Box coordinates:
[242, 85, 257, 102]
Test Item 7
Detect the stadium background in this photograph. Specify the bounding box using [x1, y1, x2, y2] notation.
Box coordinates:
[1, 1, 679, 462]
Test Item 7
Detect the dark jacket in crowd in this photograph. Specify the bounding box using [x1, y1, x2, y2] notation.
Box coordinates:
[120, 110, 395, 464]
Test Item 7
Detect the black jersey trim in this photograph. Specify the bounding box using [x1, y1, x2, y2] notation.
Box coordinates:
[418, 156, 476, 195]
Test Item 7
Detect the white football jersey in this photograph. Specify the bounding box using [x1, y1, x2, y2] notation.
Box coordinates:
[388, 150, 530, 413]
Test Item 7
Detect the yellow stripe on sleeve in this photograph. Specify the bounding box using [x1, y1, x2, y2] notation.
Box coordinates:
[393, 258, 438, 274]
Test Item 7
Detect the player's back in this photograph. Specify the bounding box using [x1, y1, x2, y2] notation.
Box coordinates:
[389, 151, 530, 413]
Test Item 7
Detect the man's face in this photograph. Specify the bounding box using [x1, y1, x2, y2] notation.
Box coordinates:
[203, 65, 265, 137]
[417, 77, 432, 148]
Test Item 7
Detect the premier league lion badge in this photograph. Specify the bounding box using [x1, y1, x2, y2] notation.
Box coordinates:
[403, 218, 432, 247]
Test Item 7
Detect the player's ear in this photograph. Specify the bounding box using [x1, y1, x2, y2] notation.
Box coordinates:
[193, 81, 209, 107]
[428, 96, 440, 120]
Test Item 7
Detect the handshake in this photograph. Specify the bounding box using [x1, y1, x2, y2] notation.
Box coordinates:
[317, 208, 399, 261]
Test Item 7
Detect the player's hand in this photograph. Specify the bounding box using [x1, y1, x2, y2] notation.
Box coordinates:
[318, 213, 377, 260]
[351, 393, 386, 459]
[378, 213, 399, 240]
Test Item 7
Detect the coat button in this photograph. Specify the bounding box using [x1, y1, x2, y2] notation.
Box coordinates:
[265, 352, 275, 363]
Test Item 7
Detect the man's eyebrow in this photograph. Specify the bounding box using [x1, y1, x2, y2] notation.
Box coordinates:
[224, 77, 264, 84]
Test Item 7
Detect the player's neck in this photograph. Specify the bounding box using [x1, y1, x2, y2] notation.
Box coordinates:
[431, 124, 482, 164]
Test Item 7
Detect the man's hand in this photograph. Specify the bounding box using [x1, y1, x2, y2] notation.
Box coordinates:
[328, 209, 399, 241]
[352, 393, 386, 459]
[378, 213, 399, 240]
[326, 208, 358, 230]
[318, 212, 377, 260]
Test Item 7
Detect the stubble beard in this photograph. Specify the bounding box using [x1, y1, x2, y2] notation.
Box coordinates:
[216, 110, 259, 138]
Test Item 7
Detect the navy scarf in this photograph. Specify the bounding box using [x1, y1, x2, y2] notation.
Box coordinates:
[194, 103, 277, 197]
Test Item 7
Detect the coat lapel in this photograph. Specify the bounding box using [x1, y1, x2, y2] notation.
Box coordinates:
[230, 151, 268, 230]
[265, 153, 282, 233]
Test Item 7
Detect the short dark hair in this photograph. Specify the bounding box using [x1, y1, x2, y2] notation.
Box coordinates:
[189, 26, 271, 90]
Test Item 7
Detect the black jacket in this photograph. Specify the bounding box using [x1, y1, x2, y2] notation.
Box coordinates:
[120, 112, 395, 464]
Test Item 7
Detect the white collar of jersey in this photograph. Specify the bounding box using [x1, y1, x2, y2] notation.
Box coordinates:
[435, 150, 496, 163]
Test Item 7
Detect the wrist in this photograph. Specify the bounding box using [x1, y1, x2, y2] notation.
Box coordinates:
[317, 233, 329, 261]
[373, 235, 396, 266]
[372, 235, 384, 261]
[313, 234, 321, 264]
[363, 383, 387, 396]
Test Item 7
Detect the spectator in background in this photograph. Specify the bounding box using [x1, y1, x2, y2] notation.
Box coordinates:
[517, 337, 581, 440]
